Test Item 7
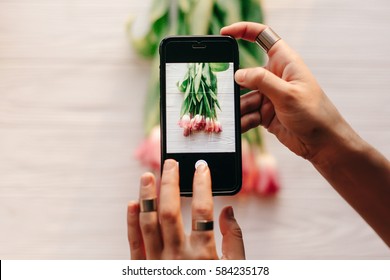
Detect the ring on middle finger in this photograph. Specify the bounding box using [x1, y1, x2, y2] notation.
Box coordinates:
[140, 198, 157, 213]
[192, 219, 214, 231]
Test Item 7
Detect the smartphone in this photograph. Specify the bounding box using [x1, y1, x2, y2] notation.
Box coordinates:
[159, 36, 242, 196]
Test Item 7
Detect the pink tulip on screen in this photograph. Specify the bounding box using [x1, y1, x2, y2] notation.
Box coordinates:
[213, 120, 222, 133]
[178, 114, 191, 129]
[205, 117, 214, 132]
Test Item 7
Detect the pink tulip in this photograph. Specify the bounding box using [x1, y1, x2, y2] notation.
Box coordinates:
[189, 117, 195, 130]
[240, 140, 280, 196]
[178, 114, 191, 129]
[191, 114, 205, 131]
[183, 127, 191, 137]
[134, 126, 161, 172]
[213, 120, 222, 133]
[254, 152, 280, 196]
[205, 117, 214, 132]
[178, 114, 192, 136]
[241, 140, 259, 194]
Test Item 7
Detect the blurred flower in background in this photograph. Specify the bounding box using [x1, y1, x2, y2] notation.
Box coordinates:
[129, 0, 280, 196]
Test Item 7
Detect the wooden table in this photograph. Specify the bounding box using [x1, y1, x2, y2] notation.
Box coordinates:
[0, 0, 389, 259]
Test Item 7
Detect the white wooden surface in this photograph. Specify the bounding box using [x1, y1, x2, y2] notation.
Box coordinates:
[0, 0, 389, 259]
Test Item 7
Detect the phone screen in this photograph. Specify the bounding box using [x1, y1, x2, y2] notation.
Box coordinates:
[165, 62, 235, 153]
[160, 36, 241, 196]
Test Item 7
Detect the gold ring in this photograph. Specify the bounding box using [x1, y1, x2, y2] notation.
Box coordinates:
[192, 220, 214, 231]
[255, 27, 281, 53]
[140, 198, 157, 213]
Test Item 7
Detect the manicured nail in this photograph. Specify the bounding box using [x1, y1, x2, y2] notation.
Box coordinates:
[226, 206, 234, 218]
[195, 159, 208, 173]
[140, 174, 152, 187]
[128, 201, 139, 215]
[235, 69, 246, 83]
[197, 164, 208, 173]
[163, 159, 177, 171]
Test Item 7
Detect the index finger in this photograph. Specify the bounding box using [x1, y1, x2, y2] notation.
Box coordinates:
[220, 22, 291, 62]
[221, 22, 305, 105]
[220, 22, 268, 42]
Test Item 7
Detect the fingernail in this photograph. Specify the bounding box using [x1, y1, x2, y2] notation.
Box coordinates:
[195, 163, 208, 173]
[128, 201, 139, 215]
[235, 69, 246, 83]
[141, 174, 152, 187]
[163, 159, 177, 171]
[226, 206, 234, 218]
[195, 160, 208, 172]
[197, 164, 207, 173]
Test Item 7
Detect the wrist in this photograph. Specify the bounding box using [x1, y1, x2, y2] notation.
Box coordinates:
[308, 119, 390, 246]
[308, 117, 390, 190]
[308, 120, 367, 171]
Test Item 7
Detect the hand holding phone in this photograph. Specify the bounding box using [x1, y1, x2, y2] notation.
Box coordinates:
[160, 36, 242, 196]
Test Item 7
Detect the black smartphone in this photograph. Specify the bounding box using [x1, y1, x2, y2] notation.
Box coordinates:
[159, 36, 242, 196]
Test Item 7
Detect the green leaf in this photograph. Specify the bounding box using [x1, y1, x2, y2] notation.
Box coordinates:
[194, 63, 202, 93]
[203, 90, 212, 118]
[210, 62, 229, 72]
[188, 99, 193, 115]
[127, 0, 170, 59]
[181, 97, 190, 116]
[196, 81, 204, 102]
[178, 0, 191, 14]
[150, 0, 170, 22]
[215, 99, 221, 111]
[189, 63, 195, 77]
[177, 77, 189, 93]
[208, 88, 218, 100]
[191, 93, 197, 106]
[183, 81, 191, 100]
[188, 0, 214, 34]
[241, 0, 264, 23]
[202, 63, 211, 86]
[210, 71, 217, 92]
[216, 0, 241, 25]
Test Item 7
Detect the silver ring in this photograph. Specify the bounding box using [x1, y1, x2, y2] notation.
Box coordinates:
[255, 27, 281, 53]
[192, 220, 214, 231]
[140, 198, 157, 213]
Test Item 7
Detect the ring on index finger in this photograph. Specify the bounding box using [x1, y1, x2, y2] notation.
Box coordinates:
[255, 27, 281, 53]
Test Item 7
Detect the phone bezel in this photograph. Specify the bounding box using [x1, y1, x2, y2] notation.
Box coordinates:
[159, 36, 242, 196]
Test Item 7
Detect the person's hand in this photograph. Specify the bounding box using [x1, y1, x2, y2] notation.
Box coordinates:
[222, 22, 390, 246]
[221, 22, 354, 162]
[127, 159, 245, 259]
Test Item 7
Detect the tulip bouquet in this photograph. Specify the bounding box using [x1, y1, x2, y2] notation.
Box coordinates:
[177, 62, 227, 136]
[129, 0, 280, 196]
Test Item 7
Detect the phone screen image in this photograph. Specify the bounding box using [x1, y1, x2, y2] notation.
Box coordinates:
[160, 36, 241, 196]
[165, 62, 235, 154]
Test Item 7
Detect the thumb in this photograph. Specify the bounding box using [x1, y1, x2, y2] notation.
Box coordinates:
[219, 206, 245, 260]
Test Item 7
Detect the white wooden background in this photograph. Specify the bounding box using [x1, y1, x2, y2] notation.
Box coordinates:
[0, 0, 389, 259]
